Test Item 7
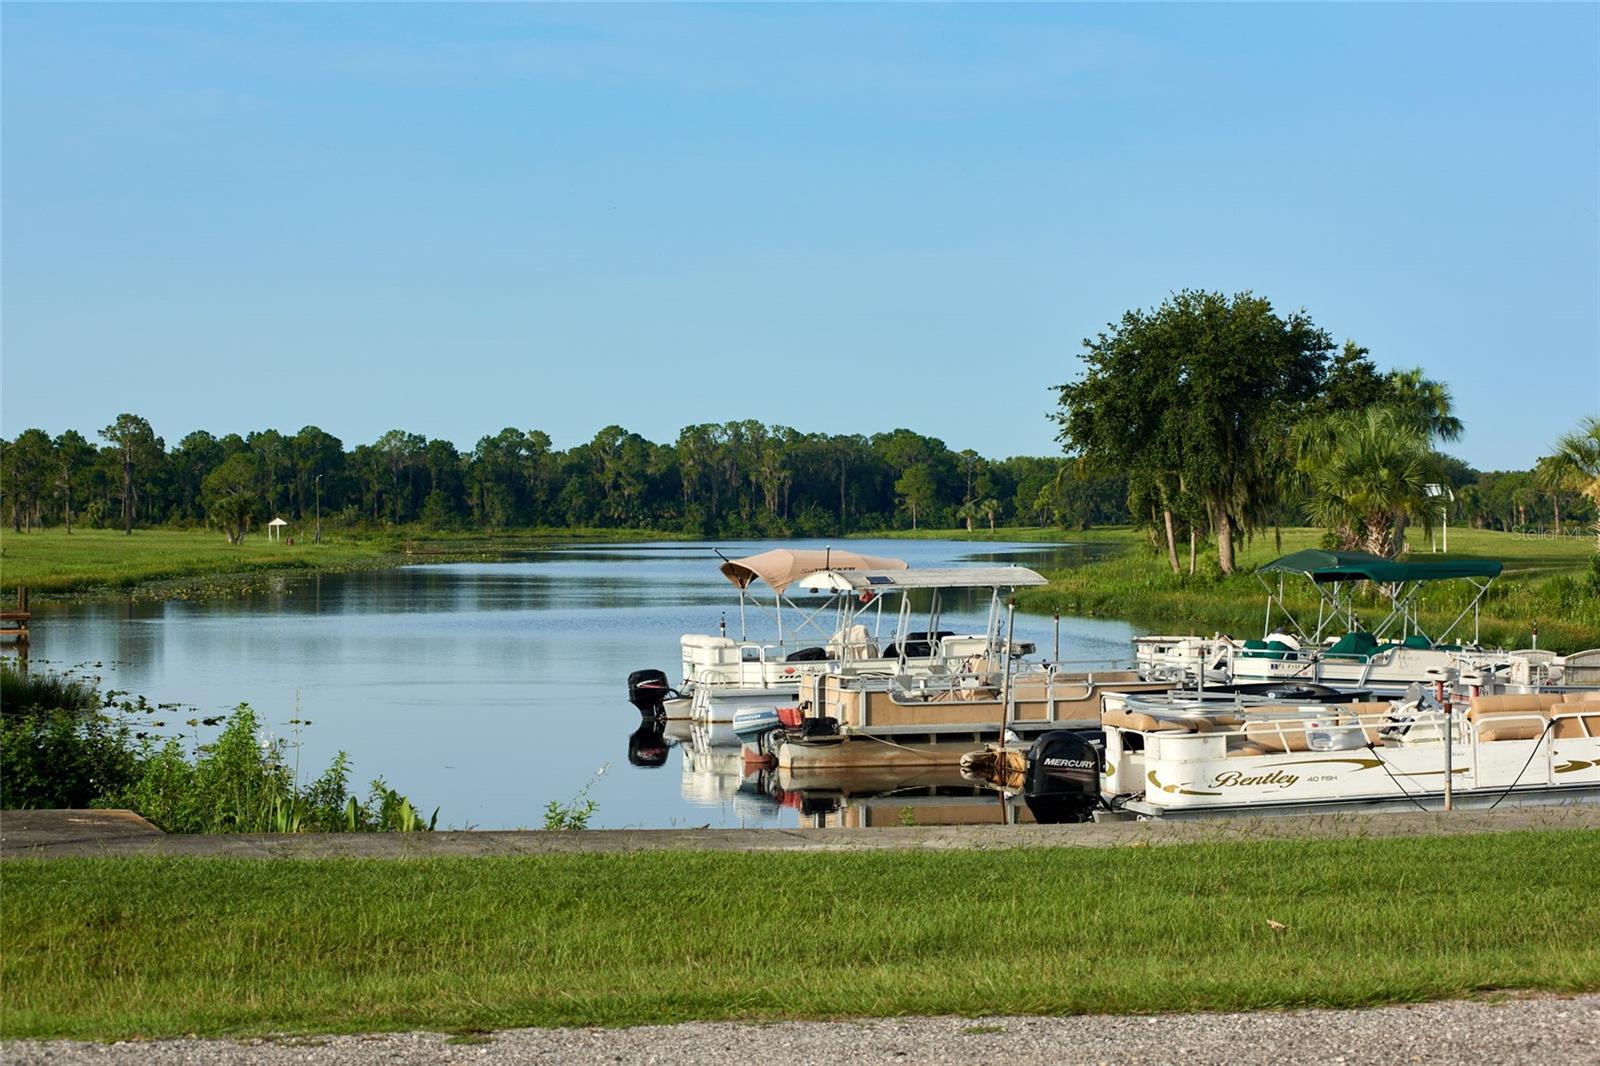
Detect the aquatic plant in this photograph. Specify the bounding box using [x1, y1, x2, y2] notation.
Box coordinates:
[542, 766, 607, 831]
[0, 662, 436, 832]
[0, 661, 99, 718]
[100, 705, 437, 834]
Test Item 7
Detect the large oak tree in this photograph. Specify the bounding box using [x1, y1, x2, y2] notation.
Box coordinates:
[1056, 291, 1333, 573]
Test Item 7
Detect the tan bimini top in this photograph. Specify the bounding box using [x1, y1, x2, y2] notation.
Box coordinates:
[717, 548, 908, 594]
[794, 566, 1048, 593]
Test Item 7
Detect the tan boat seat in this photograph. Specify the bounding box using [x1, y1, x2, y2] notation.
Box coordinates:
[1552, 708, 1600, 739]
[1102, 710, 1196, 733]
[1476, 720, 1549, 742]
[1240, 721, 1313, 753]
[1342, 703, 1396, 743]
[1467, 694, 1567, 719]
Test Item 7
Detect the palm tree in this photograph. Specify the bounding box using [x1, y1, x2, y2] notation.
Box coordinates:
[1384, 367, 1464, 442]
[1553, 416, 1600, 510]
[1301, 408, 1436, 557]
[1533, 454, 1576, 534]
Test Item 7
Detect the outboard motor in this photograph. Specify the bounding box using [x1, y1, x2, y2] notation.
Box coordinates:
[1023, 730, 1105, 824]
[627, 668, 674, 716]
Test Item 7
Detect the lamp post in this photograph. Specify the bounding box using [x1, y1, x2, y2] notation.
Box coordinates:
[1425, 483, 1452, 553]
[314, 474, 323, 546]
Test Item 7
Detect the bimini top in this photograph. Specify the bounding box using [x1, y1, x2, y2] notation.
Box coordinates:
[1258, 549, 1502, 584]
[794, 566, 1048, 593]
[718, 548, 908, 594]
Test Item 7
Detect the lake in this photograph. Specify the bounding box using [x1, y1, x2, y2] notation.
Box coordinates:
[27, 538, 1143, 829]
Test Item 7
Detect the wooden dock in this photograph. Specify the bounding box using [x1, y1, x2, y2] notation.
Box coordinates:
[1, 586, 31, 657]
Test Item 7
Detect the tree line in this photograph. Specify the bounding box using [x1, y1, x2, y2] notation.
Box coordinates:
[1055, 290, 1599, 570]
[6, 291, 1595, 552]
[0, 419, 1132, 540]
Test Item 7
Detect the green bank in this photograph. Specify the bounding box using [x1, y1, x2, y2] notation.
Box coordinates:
[0, 527, 686, 597]
[4, 830, 1598, 1040]
[875, 525, 1599, 653]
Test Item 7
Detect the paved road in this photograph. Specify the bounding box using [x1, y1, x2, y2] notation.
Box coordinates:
[7, 994, 1597, 1065]
[5, 805, 1598, 859]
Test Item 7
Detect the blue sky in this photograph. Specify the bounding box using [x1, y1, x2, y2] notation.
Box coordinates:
[3, 3, 1596, 469]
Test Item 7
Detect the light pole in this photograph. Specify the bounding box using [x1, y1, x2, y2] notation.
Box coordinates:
[315, 474, 323, 546]
[1425, 484, 1452, 553]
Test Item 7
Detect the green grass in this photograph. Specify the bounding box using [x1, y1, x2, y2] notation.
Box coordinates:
[4, 831, 1598, 1040]
[856, 525, 1137, 543]
[0, 526, 689, 596]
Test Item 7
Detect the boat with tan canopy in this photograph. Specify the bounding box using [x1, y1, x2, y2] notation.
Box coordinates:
[627, 547, 1012, 726]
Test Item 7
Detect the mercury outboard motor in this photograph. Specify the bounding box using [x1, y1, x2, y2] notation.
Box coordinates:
[627, 668, 674, 716]
[1023, 730, 1105, 824]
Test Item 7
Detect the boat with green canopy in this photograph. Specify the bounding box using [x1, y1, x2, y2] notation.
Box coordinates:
[1136, 549, 1524, 694]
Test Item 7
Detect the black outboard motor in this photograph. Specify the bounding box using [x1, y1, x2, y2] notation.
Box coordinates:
[627, 719, 670, 768]
[627, 668, 674, 716]
[1023, 730, 1105, 824]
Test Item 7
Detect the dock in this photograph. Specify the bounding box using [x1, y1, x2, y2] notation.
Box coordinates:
[0, 586, 29, 657]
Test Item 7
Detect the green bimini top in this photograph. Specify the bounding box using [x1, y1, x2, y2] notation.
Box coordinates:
[1257, 549, 1502, 584]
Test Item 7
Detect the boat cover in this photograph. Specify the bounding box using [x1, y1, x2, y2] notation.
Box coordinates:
[794, 566, 1048, 592]
[1257, 549, 1502, 584]
[718, 548, 908, 594]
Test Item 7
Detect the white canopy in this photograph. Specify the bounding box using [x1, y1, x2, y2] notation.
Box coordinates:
[794, 566, 1048, 593]
[266, 518, 289, 527]
[718, 548, 907, 594]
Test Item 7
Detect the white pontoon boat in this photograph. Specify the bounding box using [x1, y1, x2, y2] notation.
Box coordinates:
[770, 565, 1172, 771]
[1001, 687, 1600, 821]
[1136, 550, 1537, 694]
[626, 548, 1002, 725]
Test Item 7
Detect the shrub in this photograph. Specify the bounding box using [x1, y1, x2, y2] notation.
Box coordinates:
[0, 664, 436, 833]
[100, 705, 438, 834]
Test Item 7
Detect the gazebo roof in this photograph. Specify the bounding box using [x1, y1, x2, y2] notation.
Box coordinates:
[267, 517, 289, 526]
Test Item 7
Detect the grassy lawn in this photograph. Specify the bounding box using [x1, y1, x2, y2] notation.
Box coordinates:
[3, 831, 1598, 1040]
[1007, 526, 1600, 654]
[858, 525, 1138, 543]
[0, 526, 689, 596]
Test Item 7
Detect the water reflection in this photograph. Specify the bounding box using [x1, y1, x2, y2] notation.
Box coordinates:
[33, 537, 1136, 828]
[627, 718, 672, 768]
[658, 712, 1036, 829]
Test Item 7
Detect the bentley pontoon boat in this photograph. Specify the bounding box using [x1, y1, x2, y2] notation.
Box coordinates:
[1136, 550, 1540, 694]
[1003, 686, 1600, 821]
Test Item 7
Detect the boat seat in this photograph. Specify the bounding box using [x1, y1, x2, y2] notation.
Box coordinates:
[1340, 703, 1396, 743]
[1466, 694, 1568, 719]
[1102, 710, 1197, 733]
[1239, 721, 1313, 753]
[1552, 706, 1600, 740]
[1476, 720, 1549, 742]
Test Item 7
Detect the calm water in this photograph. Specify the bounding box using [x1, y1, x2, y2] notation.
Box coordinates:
[29, 539, 1142, 829]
